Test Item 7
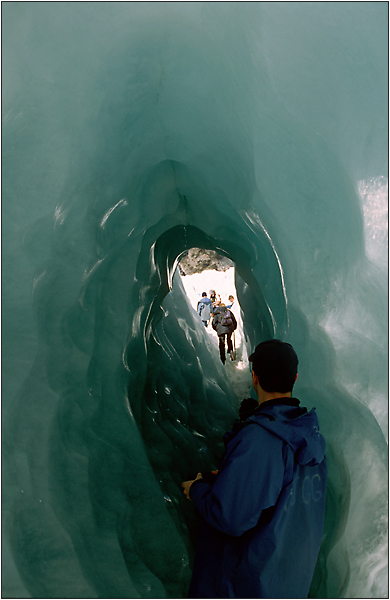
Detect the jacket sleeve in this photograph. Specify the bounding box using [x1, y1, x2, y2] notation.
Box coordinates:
[231, 311, 237, 331]
[190, 424, 285, 536]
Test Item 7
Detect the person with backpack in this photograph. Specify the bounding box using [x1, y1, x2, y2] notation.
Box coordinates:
[212, 304, 237, 364]
[197, 292, 214, 327]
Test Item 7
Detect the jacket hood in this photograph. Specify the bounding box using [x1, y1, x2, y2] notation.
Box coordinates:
[247, 398, 326, 466]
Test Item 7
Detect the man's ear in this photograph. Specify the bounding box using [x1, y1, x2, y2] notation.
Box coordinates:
[252, 370, 259, 386]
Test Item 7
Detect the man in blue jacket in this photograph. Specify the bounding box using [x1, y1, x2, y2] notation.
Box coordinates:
[182, 339, 327, 598]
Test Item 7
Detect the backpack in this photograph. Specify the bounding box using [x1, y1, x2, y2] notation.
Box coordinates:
[221, 309, 233, 328]
[198, 301, 211, 321]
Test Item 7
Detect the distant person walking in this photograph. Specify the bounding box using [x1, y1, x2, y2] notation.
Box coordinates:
[209, 290, 221, 308]
[197, 292, 213, 327]
[212, 304, 237, 364]
[226, 295, 235, 310]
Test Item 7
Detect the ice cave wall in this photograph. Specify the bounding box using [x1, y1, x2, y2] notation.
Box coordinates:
[2, 3, 388, 598]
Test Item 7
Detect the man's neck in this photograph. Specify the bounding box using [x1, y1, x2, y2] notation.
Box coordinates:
[257, 390, 292, 406]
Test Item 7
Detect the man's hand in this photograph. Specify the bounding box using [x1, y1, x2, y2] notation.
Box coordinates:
[182, 473, 202, 500]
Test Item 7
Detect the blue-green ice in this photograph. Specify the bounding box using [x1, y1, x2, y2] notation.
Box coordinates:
[2, 3, 388, 598]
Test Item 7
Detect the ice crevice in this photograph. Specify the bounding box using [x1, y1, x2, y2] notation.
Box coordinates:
[2, 3, 388, 599]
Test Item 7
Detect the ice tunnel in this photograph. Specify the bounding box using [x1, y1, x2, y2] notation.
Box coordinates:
[2, 3, 388, 598]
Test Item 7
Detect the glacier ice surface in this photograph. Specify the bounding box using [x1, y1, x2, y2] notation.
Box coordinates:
[2, 2, 388, 598]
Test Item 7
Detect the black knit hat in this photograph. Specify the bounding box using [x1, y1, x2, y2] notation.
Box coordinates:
[249, 339, 298, 393]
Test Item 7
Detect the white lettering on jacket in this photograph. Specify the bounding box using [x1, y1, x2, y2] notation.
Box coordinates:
[284, 474, 323, 511]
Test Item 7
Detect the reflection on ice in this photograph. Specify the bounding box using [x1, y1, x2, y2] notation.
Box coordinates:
[358, 176, 388, 260]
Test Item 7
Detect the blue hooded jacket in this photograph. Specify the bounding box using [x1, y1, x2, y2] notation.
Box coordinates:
[188, 398, 327, 599]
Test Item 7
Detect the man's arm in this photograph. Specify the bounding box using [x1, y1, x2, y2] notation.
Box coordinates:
[187, 425, 285, 537]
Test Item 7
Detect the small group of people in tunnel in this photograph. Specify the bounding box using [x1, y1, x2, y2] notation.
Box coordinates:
[182, 339, 327, 599]
[197, 291, 237, 364]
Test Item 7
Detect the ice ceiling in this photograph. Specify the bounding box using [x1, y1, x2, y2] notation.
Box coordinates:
[2, 3, 388, 598]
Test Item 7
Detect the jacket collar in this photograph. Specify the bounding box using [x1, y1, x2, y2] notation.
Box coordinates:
[257, 397, 300, 411]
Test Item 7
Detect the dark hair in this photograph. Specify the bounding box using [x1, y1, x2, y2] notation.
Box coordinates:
[202, 292, 207, 297]
[249, 339, 298, 393]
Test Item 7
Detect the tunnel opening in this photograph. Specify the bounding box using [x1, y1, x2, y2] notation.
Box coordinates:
[175, 247, 251, 399]
[125, 221, 290, 495]
[145, 223, 278, 346]
[125, 217, 293, 458]
[127, 221, 285, 420]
